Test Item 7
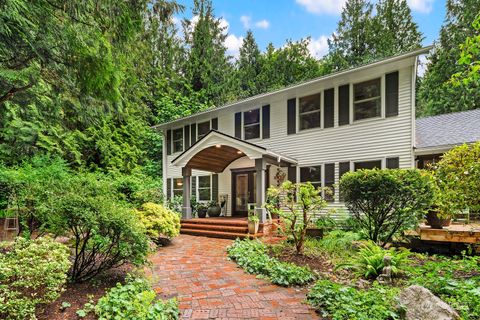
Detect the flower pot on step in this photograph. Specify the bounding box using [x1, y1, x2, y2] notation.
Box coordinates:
[248, 220, 259, 234]
[426, 210, 451, 229]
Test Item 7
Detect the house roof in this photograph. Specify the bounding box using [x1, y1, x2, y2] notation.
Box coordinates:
[172, 130, 297, 172]
[153, 46, 432, 130]
[415, 109, 480, 153]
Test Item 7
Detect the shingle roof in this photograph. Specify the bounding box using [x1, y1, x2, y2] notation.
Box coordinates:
[415, 109, 480, 149]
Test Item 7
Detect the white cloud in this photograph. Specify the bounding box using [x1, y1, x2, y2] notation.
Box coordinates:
[296, 0, 347, 15]
[254, 19, 270, 29]
[240, 15, 251, 28]
[308, 35, 330, 59]
[239, 15, 270, 29]
[407, 0, 434, 13]
[225, 34, 244, 59]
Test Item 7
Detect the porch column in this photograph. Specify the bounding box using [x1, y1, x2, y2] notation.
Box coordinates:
[255, 158, 267, 223]
[182, 167, 192, 219]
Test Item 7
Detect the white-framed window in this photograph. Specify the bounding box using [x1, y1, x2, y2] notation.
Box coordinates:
[197, 121, 210, 140]
[173, 178, 183, 196]
[243, 108, 260, 140]
[198, 175, 211, 201]
[172, 128, 183, 153]
[299, 93, 321, 130]
[299, 165, 322, 189]
[354, 160, 382, 171]
[353, 78, 381, 121]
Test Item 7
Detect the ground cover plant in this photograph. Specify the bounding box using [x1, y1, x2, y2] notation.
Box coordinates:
[0, 237, 71, 320]
[227, 238, 316, 286]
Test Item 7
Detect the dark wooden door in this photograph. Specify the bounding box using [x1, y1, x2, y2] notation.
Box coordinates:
[232, 170, 256, 216]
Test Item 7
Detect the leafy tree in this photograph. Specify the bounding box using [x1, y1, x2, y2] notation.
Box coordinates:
[418, 0, 480, 116]
[372, 0, 423, 57]
[451, 14, 480, 86]
[327, 0, 375, 70]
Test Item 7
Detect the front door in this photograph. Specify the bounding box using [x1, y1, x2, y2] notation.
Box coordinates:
[232, 170, 256, 216]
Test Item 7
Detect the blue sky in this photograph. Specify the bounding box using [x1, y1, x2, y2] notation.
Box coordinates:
[176, 0, 446, 59]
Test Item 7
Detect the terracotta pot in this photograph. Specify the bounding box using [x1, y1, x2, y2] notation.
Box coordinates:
[248, 221, 259, 234]
[207, 205, 221, 217]
[197, 207, 207, 218]
[306, 227, 324, 239]
[426, 210, 451, 229]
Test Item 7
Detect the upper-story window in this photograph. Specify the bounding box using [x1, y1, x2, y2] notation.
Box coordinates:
[197, 121, 210, 140]
[299, 93, 321, 130]
[244, 109, 260, 140]
[300, 165, 322, 189]
[354, 78, 381, 121]
[172, 128, 183, 153]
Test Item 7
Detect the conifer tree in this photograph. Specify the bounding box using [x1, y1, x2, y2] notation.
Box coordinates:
[236, 30, 263, 98]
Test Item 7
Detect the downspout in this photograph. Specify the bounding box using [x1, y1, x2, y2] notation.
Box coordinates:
[411, 55, 419, 168]
[162, 129, 168, 205]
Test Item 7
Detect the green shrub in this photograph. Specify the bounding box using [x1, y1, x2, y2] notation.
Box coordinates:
[135, 202, 180, 241]
[95, 277, 179, 320]
[306, 230, 362, 258]
[307, 279, 400, 320]
[0, 237, 71, 320]
[44, 173, 150, 282]
[338, 241, 411, 279]
[340, 169, 434, 245]
[434, 142, 480, 214]
[111, 173, 163, 207]
[227, 239, 315, 286]
[266, 181, 328, 254]
[407, 255, 480, 319]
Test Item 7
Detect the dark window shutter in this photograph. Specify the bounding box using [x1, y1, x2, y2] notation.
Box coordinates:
[211, 118, 218, 130]
[324, 88, 334, 128]
[212, 174, 218, 201]
[166, 178, 171, 200]
[324, 163, 335, 202]
[190, 124, 196, 144]
[339, 162, 350, 201]
[234, 112, 242, 138]
[339, 84, 350, 126]
[288, 166, 297, 183]
[386, 157, 400, 169]
[386, 71, 399, 117]
[262, 105, 270, 139]
[184, 125, 190, 149]
[287, 98, 296, 135]
[191, 176, 196, 198]
[166, 130, 172, 155]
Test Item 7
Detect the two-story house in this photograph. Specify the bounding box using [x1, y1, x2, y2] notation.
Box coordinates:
[154, 47, 431, 229]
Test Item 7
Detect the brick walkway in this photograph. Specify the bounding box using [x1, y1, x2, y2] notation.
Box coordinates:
[148, 235, 319, 320]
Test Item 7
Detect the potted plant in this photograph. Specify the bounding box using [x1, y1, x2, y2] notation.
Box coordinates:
[197, 203, 208, 218]
[248, 210, 260, 234]
[207, 200, 221, 217]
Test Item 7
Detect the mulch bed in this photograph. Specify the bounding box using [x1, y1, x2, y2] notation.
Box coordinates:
[36, 265, 132, 320]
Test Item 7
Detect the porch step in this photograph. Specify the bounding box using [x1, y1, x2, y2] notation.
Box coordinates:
[181, 218, 248, 227]
[180, 228, 262, 240]
[181, 223, 248, 233]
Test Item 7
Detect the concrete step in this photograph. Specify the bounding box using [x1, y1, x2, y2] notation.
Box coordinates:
[180, 228, 262, 240]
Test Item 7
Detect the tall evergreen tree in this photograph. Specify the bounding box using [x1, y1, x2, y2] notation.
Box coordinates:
[373, 0, 423, 57]
[235, 30, 263, 98]
[417, 0, 480, 116]
[182, 0, 234, 106]
[327, 0, 375, 71]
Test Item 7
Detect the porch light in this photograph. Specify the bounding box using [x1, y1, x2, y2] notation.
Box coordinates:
[237, 150, 243, 154]
[176, 181, 183, 187]
[215, 144, 221, 148]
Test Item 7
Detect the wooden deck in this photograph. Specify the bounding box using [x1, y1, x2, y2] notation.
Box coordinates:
[418, 223, 480, 244]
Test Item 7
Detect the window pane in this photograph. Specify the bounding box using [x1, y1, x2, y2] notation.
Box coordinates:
[173, 140, 183, 153]
[198, 176, 210, 188]
[173, 178, 183, 196]
[199, 188, 211, 201]
[354, 99, 381, 120]
[244, 109, 260, 125]
[300, 166, 321, 183]
[244, 124, 260, 140]
[354, 78, 380, 101]
[173, 128, 183, 140]
[172, 128, 183, 152]
[300, 111, 321, 130]
[197, 121, 210, 138]
[354, 160, 382, 171]
[299, 93, 320, 113]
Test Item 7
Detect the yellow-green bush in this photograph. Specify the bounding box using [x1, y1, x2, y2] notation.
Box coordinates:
[135, 202, 180, 241]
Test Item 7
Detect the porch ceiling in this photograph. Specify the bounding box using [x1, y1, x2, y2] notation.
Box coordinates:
[186, 145, 245, 173]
